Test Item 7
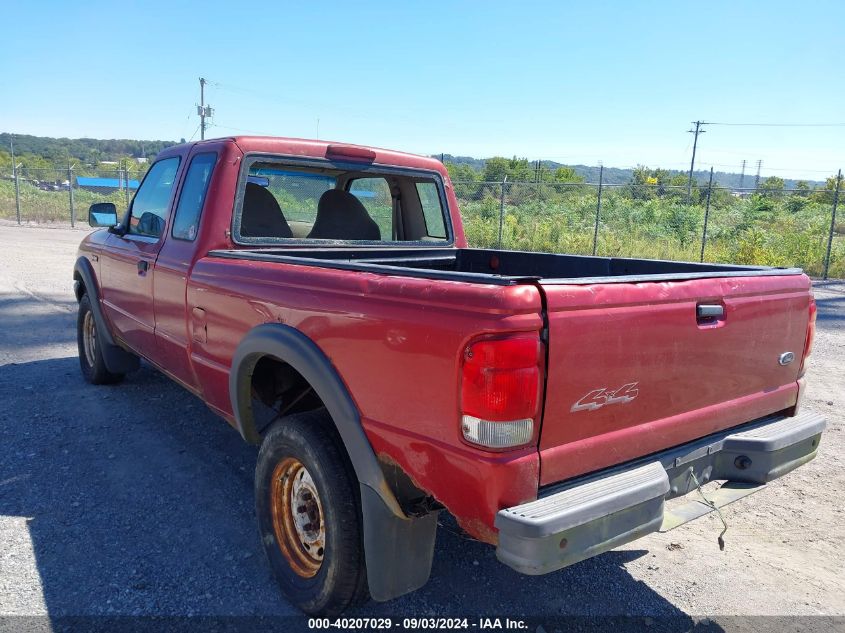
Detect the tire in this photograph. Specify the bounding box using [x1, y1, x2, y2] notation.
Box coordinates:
[255, 409, 369, 615]
[77, 294, 125, 385]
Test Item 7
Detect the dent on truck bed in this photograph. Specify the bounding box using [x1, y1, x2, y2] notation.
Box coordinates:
[376, 449, 499, 544]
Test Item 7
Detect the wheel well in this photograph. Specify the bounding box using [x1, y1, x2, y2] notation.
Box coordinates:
[248, 355, 436, 515]
[73, 271, 86, 301]
[250, 356, 327, 438]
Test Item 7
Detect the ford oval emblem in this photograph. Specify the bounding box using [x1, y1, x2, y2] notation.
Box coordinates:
[779, 352, 795, 366]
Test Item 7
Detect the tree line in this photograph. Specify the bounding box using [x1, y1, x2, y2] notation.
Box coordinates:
[0, 133, 178, 178]
[444, 156, 840, 204]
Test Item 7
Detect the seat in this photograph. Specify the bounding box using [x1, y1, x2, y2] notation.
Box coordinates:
[307, 189, 381, 241]
[240, 182, 293, 238]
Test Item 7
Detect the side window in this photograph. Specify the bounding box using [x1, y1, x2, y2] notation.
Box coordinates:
[172, 153, 217, 241]
[416, 181, 447, 239]
[128, 157, 181, 238]
[349, 177, 393, 238]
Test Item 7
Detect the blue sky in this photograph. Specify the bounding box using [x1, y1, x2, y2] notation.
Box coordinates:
[1, 0, 843, 179]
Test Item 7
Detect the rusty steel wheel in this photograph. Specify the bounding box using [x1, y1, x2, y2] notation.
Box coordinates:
[256, 410, 369, 615]
[270, 457, 325, 578]
[82, 309, 97, 368]
[77, 294, 124, 385]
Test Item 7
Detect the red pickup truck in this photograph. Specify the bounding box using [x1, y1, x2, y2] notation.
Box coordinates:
[74, 136, 825, 615]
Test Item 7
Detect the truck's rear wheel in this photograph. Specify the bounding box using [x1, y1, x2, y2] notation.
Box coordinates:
[77, 294, 124, 385]
[255, 409, 369, 615]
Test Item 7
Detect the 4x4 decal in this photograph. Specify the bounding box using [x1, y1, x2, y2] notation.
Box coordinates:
[571, 382, 640, 412]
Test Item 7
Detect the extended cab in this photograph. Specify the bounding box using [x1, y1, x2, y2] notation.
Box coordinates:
[74, 137, 825, 615]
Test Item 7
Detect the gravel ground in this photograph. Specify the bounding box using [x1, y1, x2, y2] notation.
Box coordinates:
[0, 223, 843, 623]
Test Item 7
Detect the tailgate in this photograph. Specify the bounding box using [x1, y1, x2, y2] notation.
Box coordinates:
[537, 273, 811, 486]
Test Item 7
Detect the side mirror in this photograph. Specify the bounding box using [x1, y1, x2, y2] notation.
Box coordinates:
[88, 203, 118, 228]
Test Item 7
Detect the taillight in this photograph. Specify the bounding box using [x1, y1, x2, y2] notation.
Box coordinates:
[799, 296, 817, 376]
[460, 335, 543, 450]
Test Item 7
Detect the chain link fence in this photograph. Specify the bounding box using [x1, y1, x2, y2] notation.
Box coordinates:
[0, 161, 841, 279]
[1, 166, 140, 224]
[456, 174, 843, 279]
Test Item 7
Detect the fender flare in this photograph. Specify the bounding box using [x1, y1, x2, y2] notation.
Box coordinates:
[229, 323, 438, 601]
[73, 257, 140, 374]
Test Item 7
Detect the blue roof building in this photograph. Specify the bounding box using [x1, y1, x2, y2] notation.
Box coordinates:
[76, 176, 140, 190]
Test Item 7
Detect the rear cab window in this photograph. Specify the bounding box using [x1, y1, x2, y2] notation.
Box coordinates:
[172, 152, 217, 241]
[233, 158, 451, 246]
[348, 177, 393, 239]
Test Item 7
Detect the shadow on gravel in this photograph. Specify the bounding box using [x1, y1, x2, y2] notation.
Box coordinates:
[815, 293, 845, 326]
[0, 292, 77, 362]
[0, 357, 693, 625]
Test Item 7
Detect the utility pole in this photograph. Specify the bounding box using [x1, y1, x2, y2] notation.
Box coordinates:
[738, 159, 746, 190]
[198, 77, 213, 140]
[199, 77, 206, 140]
[754, 160, 762, 191]
[686, 120, 707, 203]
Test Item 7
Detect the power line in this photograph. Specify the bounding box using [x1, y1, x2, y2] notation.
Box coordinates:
[187, 123, 201, 143]
[707, 121, 845, 127]
[211, 122, 270, 135]
[206, 79, 283, 103]
[197, 77, 214, 140]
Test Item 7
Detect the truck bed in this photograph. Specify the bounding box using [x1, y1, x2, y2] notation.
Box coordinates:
[208, 247, 802, 285]
[203, 244, 811, 497]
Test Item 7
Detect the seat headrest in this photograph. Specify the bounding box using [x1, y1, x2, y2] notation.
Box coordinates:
[240, 182, 293, 238]
[137, 211, 165, 238]
[307, 189, 381, 241]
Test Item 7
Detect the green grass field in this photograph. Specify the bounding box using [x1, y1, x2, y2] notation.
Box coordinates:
[0, 179, 130, 224]
[459, 187, 843, 279]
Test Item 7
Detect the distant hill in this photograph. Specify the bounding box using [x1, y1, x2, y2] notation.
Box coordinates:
[0, 134, 825, 189]
[437, 153, 824, 189]
[1, 132, 178, 165]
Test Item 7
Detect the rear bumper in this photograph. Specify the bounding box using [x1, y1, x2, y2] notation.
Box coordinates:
[495, 409, 826, 575]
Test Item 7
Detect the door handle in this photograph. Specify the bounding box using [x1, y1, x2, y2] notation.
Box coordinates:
[696, 303, 724, 321]
[137, 260, 149, 274]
